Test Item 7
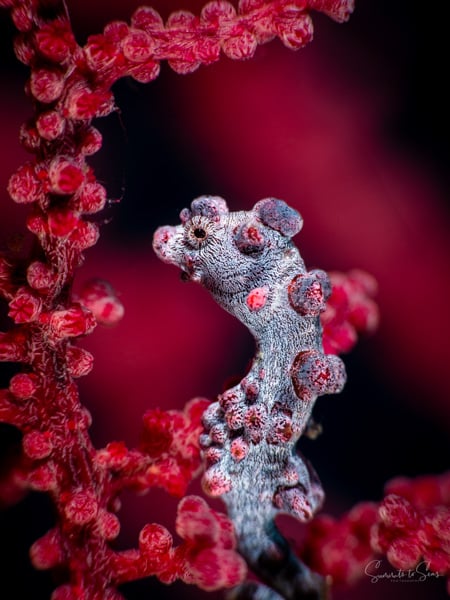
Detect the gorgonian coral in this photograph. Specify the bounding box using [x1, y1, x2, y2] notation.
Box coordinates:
[300, 472, 450, 593]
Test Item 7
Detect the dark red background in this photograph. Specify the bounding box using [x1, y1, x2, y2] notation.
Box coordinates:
[0, 1, 449, 598]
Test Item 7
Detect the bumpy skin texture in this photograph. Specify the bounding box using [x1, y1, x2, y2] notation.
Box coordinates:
[153, 196, 346, 599]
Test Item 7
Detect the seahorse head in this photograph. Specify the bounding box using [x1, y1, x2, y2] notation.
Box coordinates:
[152, 195, 304, 295]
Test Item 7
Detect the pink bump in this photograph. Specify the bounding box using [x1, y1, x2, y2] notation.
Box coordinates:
[230, 437, 249, 462]
[246, 286, 268, 311]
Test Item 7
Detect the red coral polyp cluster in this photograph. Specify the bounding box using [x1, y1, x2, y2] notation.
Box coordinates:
[113, 495, 246, 592]
[300, 502, 379, 584]
[173, 496, 247, 589]
[9, 394, 241, 596]
[80, 0, 354, 81]
[372, 473, 450, 575]
[299, 472, 450, 590]
[321, 270, 379, 355]
[139, 398, 211, 496]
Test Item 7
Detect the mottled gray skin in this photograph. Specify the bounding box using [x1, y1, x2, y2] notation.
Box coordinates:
[153, 196, 346, 599]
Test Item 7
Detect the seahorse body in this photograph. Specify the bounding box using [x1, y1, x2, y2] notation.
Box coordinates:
[153, 196, 346, 599]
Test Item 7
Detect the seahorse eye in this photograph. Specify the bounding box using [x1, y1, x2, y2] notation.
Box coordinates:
[193, 227, 207, 240]
[185, 216, 213, 248]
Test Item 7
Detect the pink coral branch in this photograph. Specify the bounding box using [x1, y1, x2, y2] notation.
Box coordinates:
[321, 270, 379, 355]
[299, 472, 450, 593]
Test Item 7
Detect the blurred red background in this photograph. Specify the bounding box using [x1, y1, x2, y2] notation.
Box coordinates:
[0, 1, 449, 598]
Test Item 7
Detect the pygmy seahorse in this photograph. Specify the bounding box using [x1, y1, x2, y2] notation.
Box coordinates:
[153, 196, 346, 599]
